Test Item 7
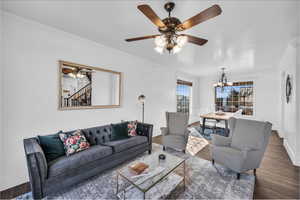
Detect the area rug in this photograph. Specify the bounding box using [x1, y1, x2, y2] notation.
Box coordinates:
[186, 127, 209, 156]
[17, 144, 255, 200]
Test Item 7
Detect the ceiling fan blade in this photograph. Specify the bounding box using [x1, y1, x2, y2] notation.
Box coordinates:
[125, 34, 160, 42]
[182, 34, 208, 45]
[137, 4, 166, 28]
[177, 4, 222, 31]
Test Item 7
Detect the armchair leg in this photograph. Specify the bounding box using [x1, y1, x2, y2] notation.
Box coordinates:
[253, 169, 257, 176]
[182, 149, 186, 154]
[237, 173, 240, 180]
[163, 146, 166, 151]
[212, 159, 215, 165]
[148, 150, 151, 154]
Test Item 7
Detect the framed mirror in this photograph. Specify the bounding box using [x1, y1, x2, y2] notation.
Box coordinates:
[59, 60, 121, 110]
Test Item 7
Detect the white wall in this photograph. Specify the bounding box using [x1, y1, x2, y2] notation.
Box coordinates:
[278, 42, 298, 166]
[297, 2, 300, 167]
[1, 12, 183, 190]
[198, 69, 281, 130]
[297, 42, 300, 166]
[0, 1, 4, 191]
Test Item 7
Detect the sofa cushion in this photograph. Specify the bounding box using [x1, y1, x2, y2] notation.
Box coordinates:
[162, 135, 186, 150]
[103, 136, 147, 153]
[37, 131, 65, 162]
[111, 122, 129, 141]
[211, 146, 244, 172]
[48, 145, 112, 178]
[82, 125, 112, 145]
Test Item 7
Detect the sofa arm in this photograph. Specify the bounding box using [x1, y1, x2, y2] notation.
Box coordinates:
[136, 122, 153, 146]
[24, 138, 47, 199]
[211, 134, 231, 147]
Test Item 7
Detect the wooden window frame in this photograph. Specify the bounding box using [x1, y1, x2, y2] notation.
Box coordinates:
[177, 79, 193, 87]
[214, 81, 254, 115]
[176, 80, 192, 114]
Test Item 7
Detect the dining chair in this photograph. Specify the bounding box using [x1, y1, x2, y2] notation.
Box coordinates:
[216, 109, 243, 128]
[234, 109, 243, 116]
[199, 107, 218, 133]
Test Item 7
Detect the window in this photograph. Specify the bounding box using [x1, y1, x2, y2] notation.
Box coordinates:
[215, 81, 253, 115]
[176, 80, 192, 114]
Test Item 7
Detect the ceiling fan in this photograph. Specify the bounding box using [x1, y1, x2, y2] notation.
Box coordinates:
[125, 2, 222, 54]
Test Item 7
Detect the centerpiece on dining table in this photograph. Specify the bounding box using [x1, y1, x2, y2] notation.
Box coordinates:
[215, 110, 225, 116]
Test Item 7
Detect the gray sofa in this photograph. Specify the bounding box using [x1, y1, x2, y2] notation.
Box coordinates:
[23, 122, 153, 199]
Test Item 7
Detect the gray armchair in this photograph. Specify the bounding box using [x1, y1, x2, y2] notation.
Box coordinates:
[211, 117, 272, 179]
[161, 112, 189, 153]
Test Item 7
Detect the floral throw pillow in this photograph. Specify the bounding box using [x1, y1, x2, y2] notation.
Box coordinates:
[128, 121, 138, 137]
[59, 130, 90, 156]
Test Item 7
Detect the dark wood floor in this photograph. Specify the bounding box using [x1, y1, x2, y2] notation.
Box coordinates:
[153, 124, 300, 199]
[1, 124, 299, 199]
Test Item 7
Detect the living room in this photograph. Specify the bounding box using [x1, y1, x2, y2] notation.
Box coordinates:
[0, 0, 299, 199]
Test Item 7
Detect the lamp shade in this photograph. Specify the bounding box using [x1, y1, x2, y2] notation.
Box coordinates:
[138, 94, 146, 103]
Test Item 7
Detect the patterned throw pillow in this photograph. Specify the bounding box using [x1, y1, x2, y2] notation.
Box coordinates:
[128, 121, 138, 137]
[59, 130, 90, 156]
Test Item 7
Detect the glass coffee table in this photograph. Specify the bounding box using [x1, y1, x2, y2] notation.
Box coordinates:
[116, 151, 185, 200]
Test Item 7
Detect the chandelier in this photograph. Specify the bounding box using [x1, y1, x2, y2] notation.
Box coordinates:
[214, 67, 233, 89]
[154, 34, 188, 54]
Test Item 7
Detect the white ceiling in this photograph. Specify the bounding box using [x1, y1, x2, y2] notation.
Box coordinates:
[3, 0, 299, 76]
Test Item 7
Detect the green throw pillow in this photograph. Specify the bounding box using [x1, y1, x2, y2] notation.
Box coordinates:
[111, 122, 129, 141]
[38, 131, 65, 162]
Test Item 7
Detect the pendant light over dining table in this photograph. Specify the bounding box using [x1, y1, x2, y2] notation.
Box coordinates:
[214, 67, 233, 90]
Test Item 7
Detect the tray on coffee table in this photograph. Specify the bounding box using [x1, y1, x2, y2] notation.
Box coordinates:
[116, 151, 186, 199]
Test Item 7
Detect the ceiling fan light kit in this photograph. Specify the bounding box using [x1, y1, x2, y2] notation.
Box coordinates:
[125, 2, 222, 54]
[154, 34, 188, 54]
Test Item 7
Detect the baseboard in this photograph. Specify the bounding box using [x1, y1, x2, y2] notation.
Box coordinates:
[276, 129, 284, 138]
[0, 182, 30, 199]
[283, 139, 300, 167]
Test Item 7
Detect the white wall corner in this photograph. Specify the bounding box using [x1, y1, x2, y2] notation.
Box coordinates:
[0, 1, 4, 191]
[189, 112, 200, 124]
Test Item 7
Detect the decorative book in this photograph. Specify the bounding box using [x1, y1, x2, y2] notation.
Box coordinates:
[129, 162, 149, 175]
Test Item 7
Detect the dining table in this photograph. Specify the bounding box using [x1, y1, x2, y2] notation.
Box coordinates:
[200, 112, 234, 134]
